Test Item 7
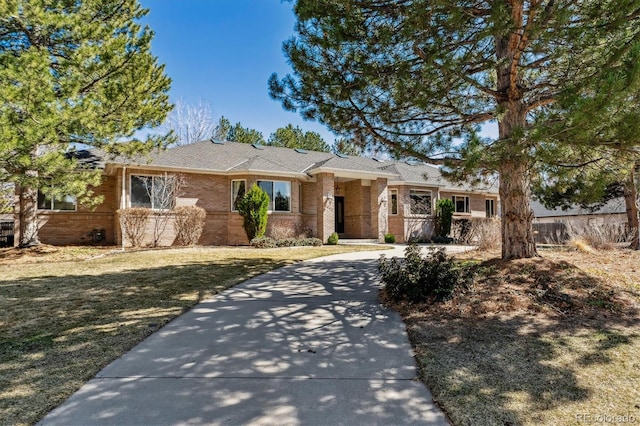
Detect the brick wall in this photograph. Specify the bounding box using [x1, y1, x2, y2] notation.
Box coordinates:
[36, 175, 118, 245]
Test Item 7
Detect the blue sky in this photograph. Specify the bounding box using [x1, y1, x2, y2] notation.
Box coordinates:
[139, 0, 337, 143]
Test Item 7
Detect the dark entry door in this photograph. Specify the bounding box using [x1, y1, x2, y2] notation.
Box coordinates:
[335, 196, 345, 233]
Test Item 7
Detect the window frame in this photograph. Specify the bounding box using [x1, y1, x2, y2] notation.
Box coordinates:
[231, 179, 246, 212]
[37, 190, 77, 212]
[389, 189, 398, 215]
[130, 174, 175, 211]
[257, 180, 292, 212]
[485, 199, 496, 218]
[452, 195, 470, 214]
[409, 189, 432, 215]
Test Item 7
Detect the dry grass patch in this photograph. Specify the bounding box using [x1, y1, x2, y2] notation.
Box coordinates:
[0, 244, 385, 426]
[384, 248, 640, 426]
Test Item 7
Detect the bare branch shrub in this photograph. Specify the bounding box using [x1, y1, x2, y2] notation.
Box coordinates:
[566, 220, 631, 250]
[139, 173, 185, 247]
[473, 218, 501, 250]
[118, 208, 151, 248]
[452, 218, 501, 249]
[174, 206, 206, 246]
[269, 220, 296, 240]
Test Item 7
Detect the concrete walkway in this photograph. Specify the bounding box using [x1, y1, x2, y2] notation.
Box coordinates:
[40, 247, 450, 426]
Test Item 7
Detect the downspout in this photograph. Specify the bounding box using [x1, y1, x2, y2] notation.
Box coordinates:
[121, 166, 126, 250]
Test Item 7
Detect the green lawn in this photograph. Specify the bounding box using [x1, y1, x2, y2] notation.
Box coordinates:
[0, 245, 385, 426]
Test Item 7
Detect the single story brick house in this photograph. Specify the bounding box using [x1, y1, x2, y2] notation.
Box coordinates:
[21, 140, 499, 246]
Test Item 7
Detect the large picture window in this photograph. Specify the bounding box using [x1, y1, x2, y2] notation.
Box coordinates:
[257, 180, 291, 212]
[37, 191, 76, 211]
[452, 195, 470, 214]
[409, 190, 432, 215]
[130, 175, 175, 210]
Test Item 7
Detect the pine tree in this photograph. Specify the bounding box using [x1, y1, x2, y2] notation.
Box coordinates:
[270, 0, 640, 259]
[0, 0, 173, 246]
[267, 124, 330, 152]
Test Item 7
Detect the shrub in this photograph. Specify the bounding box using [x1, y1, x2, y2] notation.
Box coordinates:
[251, 236, 277, 248]
[237, 184, 269, 241]
[269, 221, 296, 240]
[435, 199, 455, 237]
[251, 236, 323, 248]
[174, 206, 206, 246]
[117, 208, 151, 248]
[384, 233, 396, 243]
[378, 244, 460, 302]
[566, 221, 631, 250]
[327, 232, 339, 245]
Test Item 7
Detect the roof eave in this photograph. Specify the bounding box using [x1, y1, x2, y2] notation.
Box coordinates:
[308, 167, 398, 181]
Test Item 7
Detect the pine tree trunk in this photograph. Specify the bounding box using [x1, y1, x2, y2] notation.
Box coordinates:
[624, 168, 639, 250]
[18, 184, 40, 247]
[494, 1, 538, 259]
[499, 159, 537, 259]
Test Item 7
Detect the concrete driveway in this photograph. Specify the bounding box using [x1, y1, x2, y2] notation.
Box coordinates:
[39, 248, 450, 425]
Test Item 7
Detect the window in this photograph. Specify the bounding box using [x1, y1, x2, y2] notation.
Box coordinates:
[257, 180, 291, 212]
[231, 180, 246, 211]
[486, 199, 495, 218]
[389, 190, 398, 215]
[452, 195, 470, 214]
[37, 191, 76, 211]
[130, 175, 175, 210]
[409, 190, 432, 215]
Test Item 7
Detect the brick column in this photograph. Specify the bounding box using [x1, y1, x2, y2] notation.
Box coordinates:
[370, 178, 388, 241]
[315, 173, 335, 243]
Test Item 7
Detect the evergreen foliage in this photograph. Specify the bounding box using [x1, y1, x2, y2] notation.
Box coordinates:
[214, 117, 265, 145]
[378, 245, 460, 302]
[327, 232, 339, 245]
[435, 199, 455, 238]
[236, 184, 269, 241]
[0, 0, 173, 246]
[270, 1, 640, 259]
[267, 124, 330, 152]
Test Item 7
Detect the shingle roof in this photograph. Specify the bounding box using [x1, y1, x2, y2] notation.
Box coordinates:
[94, 140, 498, 192]
[531, 198, 627, 218]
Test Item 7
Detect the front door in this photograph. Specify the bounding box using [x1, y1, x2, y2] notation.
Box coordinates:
[335, 196, 345, 234]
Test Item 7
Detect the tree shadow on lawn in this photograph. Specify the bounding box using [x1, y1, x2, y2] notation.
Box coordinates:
[400, 257, 640, 426]
[3, 257, 428, 426]
[0, 257, 294, 425]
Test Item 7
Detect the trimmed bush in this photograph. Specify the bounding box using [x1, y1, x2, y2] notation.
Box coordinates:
[327, 232, 339, 245]
[251, 236, 277, 248]
[384, 233, 396, 243]
[117, 207, 151, 248]
[237, 184, 269, 241]
[378, 244, 460, 302]
[174, 206, 206, 246]
[251, 236, 323, 248]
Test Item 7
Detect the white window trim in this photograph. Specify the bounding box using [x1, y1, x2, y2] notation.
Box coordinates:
[409, 189, 432, 216]
[389, 189, 398, 215]
[231, 179, 246, 212]
[257, 180, 292, 213]
[452, 195, 471, 214]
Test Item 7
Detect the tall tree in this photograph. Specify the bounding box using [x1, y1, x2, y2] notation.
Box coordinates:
[532, 49, 640, 249]
[163, 99, 217, 146]
[332, 137, 363, 156]
[268, 124, 330, 151]
[214, 117, 265, 145]
[0, 0, 173, 247]
[270, 1, 640, 259]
